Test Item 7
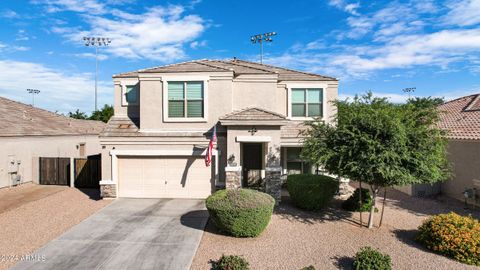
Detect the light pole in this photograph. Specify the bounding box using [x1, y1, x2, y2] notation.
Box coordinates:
[26, 89, 40, 106]
[402, 87, 416, 100]
[83, 36, 111, 111]
[250, 32, 277, 64]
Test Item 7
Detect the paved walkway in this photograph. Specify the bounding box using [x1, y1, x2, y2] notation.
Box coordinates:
[12, 198, 209, 270]
[0, 183, 66, 214]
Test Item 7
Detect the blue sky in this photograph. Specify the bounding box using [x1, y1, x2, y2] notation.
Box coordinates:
[0, 0, 479, 113]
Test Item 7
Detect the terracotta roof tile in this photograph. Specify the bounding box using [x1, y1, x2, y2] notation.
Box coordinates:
[0, 97, 105, 136]
[438, 94, 480, 140]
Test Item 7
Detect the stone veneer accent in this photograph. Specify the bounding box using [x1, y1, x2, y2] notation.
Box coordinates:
[265, 166, 282, 205]
[338, 177, 354, 197]
[225, 166, 242, 189]
[100, 180, 117, 199]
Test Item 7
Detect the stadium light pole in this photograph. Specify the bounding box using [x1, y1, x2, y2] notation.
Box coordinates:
[83, 36, 111, 111]
[250, 32, 277, 64]
[26, 88, 40, 106]
[402, 87, 416, 100]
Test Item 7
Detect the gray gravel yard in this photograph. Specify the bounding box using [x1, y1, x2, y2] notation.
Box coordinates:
[0, 185, 110, 270]
[191, 188, 480, 270]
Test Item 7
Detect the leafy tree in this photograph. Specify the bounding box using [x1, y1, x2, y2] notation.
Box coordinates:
[301, 92, 449, 228]
[68, 104, 114, 123]
[89, 104, 114, 123]
[68, 109, 88, 120]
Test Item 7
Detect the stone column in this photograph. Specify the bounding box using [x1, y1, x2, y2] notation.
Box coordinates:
[265, 166, 282, 205]
[100, 180, 117, 199]
[338, 176, 354, 197]
[225, 166, 242, 189]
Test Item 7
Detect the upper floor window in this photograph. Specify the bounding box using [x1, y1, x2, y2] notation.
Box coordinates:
[122, 83, 139, 106]
[291, 88, 322, 117]
[168, 81, 204, 118]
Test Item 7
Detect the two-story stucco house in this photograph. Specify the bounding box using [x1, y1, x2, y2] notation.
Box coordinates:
[99, 59, 338, 199]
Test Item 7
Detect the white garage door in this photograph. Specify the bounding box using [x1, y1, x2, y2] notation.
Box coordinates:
[118, 156, 213, 198]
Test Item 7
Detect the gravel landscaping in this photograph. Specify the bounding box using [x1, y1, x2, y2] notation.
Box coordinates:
[0, 185, 110, 270]
[192, 187, 480, 270]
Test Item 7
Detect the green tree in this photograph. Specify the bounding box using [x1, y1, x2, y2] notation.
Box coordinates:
[89, 104, 114, 123]
[68, 109, 88, 120]
[301, 92, 449, 228]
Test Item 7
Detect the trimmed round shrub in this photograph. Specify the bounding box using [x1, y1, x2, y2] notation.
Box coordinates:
[212, 255, 249, 270]
[286, 174, 338, 211]
[353, 246, 392, 270]
[416, 212, 480, 266]
[342, 188, 373, 212]
[206, 189, 275, 237]
[300, 266, 316, 270]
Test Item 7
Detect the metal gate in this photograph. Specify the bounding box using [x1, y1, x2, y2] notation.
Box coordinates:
[39, 157, 70, 185]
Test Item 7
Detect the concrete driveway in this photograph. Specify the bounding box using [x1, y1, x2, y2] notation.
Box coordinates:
[12, 198, 208, 270]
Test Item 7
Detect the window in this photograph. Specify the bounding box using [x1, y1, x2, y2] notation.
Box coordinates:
[284, 147, 312, 175]
[291, 88, 323, 117]
[123, 84, 139, 105]
[168, 81, 204, 118]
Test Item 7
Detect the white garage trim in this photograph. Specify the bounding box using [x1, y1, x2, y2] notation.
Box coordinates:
[110, 149, 219, 198]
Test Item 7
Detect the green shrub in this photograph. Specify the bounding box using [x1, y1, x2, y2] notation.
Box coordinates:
[353, 246, 392, 270]
[300, 266, 316, 270]
[342, 188, 373, 212]
[287, 174, 338, 211]
[206, 189, 275, 237]
[212, 255, 249, 270]
[416, 212, 480, 266]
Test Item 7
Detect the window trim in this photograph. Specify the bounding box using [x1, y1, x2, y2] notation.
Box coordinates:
[120, 81, 140, 106]
[162, 76, 209, 122]
[287, 83, 327, 120]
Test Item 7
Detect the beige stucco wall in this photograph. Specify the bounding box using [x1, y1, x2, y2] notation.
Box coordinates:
[442, 140, 480, 203]
[0, 135, 102, 188]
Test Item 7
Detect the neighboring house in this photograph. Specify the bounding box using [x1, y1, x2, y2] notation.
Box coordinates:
[0, 97, 105, 188]
[99, 59, 338, 199]
[397, 94, 480, 205]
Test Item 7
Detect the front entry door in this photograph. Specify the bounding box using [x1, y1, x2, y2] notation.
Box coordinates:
[242, 143, 263, 187]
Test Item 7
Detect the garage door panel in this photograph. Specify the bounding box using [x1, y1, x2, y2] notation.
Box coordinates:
[118, 156, 213, 199]
[118, 158, 144, 197]
[142, 158, 165, 198]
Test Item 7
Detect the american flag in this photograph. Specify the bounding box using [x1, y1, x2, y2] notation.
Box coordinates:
[205, 125, 216, 167]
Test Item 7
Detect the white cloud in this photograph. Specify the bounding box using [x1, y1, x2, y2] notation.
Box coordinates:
[50, 5, 206, 62]
[38, 0, 106, 14]
[0, 59, 111, 113]
[443, 0, 480, 26]
[0, 9, 18, 18]
[190, 40, 207, 49]
[328, 0, 360, 15]
[73, 52, 108, 60]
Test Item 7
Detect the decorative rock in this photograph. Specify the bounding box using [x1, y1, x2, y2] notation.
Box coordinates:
[265, 166, 282, 205]
[225, 166, 242, 189]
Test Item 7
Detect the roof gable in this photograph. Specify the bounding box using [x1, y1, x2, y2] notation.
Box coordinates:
[113, 58, 337, 81]
[220, 107, 286, 123]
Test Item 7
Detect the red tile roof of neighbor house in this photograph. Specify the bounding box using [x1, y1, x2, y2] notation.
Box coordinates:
[113, 59, 338, 81]
[438, 94, 480, 140]
[0, 96, 105, 137]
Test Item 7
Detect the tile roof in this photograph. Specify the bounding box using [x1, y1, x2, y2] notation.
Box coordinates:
[220, 107, 286, 121]
[0, 96, 105, 137]
[113, 58, 338, 81]
[438, 94, 480, 140]
[281, 121, 308, 138]
[100, 117, 139, 137]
